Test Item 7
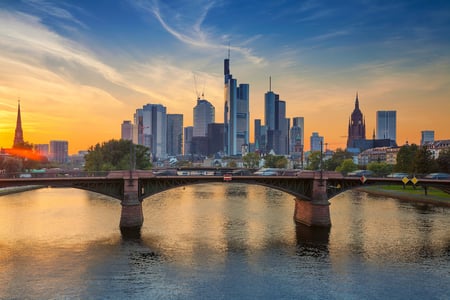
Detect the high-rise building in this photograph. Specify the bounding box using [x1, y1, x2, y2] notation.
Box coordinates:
[421, 130, 435, 145]
[167, 114, 183, 156]
[347, 93, 366, 148]
[184, 126, 193, 155]
[49, 140, 68, 164]
[207, 123, 224, 156]
[193, 97, 215, 137]
[263, 80, 290, 155]
[290, 117, 304, 155]
[121, 120, 133, 141]
[13, 100, 24, 148]
[224, 54, 249, 156]
[310, 132, 324, 152]
[376, 111, 396, 142]
[134, 104, 167, 159]
[34, 144, 49, 158]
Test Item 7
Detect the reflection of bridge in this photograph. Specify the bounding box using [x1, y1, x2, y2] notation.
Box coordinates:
[1, 170, 449, 233]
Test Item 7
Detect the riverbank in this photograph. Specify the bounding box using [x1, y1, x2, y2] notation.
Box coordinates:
[356, 185, 450, 207]
[0, 185, 46, 196]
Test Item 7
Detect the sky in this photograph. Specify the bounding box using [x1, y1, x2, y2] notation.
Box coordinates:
[0, 0, 449, 154]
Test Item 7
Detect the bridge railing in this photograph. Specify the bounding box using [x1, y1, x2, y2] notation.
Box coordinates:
[0, 171, 109, 179]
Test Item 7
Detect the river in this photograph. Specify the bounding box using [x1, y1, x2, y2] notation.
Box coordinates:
[0, 184, 449, 299]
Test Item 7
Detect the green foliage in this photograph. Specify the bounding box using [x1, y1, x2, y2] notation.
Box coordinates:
[413, 147, 438, 174]
[436, 148, 450, 173]
[84, 139, 152, 172]
[264, 154, 288, 168]
[336, 159, 358, 174]
[0, 156, 22, 173]
[306, 151, 321, 170]
[394, 144, 418, 173]
[227, 160, 237, 168]
[367, 162, 393, 177]
[324, 148, 353, 171]
[242, 152, 260, 168]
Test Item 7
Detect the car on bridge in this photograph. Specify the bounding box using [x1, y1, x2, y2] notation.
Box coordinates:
[425, 173, 450, 180]
[387, 172, 410, 178]
[347, 170, 374, 177]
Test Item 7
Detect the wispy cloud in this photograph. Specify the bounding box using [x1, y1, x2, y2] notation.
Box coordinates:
[131, 0, 265, 65]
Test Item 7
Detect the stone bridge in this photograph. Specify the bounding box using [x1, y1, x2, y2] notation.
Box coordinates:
[1, 170, 448, 234]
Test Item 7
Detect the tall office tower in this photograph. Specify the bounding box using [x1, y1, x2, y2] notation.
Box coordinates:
[224, 54, 250, 156]
[310, 132, 324, 152]
[207, 123, 224, 156]
[167, 114, 184, 156]
[49, 140, 68, 164]
[193, 97, 215, 137]
[184, 126, 193, 155]
[420, 130, 435, 145]
[121, 120, 133, 141]
[13, 100, 24, 148]
[376, 111, 396, 142]
[347, 93, 366, 148]
[290, 117, 304, 154]
[134, 103, 167, 159]
[263, 79, 289, 155]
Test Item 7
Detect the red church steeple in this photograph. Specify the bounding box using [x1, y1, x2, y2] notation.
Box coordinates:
[346, 93, 366, 148]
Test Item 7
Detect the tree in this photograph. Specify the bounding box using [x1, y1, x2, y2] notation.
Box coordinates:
[264, 154, 288, 168]
[324, 148, 353, 171]
[436, 148, 450, 173]
[306, 151, 321, 170]
[242, 152, 260, 168]
[367, 162, 393, 177]
[84, 139, 152, 172]
[394, 144, 418, 173]
[413, 147, 437, 175]
[336, 159, 358, 175]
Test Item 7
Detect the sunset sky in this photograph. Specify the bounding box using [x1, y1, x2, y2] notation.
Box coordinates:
[0, 0, 449, 154]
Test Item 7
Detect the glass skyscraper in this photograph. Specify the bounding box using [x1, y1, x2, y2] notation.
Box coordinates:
[167, 114, 183, 156]
[376, 110, 396, 142]
[224, 55, 249, 156]
[193, 98, 215, 137]
[134, 104, 167, 160]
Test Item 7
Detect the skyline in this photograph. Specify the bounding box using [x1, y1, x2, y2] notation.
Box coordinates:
[1, 0, 449, 154]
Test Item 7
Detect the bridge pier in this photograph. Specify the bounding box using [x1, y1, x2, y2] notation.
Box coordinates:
[294, 177, 331, 227]
[119, 172, 143, 235]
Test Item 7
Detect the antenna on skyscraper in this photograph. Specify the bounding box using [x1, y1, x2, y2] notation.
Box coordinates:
[193, 73, 200, 100]
[227, 42, 230, 60]
[269, 76, 272, 92]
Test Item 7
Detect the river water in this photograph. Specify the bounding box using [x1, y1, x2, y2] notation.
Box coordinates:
[0, 184, 449, 299]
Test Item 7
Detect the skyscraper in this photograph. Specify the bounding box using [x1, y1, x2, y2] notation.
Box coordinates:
[263, 79, 289, 155]
[121, 120, 133, 141]
[193, 97, 215, 137]
[13, 100, 24, 148]
[167, 114, 183, 156]
[134, 104, 167, 159]
[224, 54, 249, 156]
[49, 140, 68, 164]
[310, 132, 324, 152]
[376, 111, 396, 142]
[184, 126, 193, 155]
[347, 93, 366, 148]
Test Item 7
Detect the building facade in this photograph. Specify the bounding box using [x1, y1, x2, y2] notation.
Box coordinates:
[224, 55, 249, 156]
[290, 117, 304, 155]
[421, 130, 435, 145]
[310, 132, 324, 152]
[49, 140, 68, 164]
[134, 104, 167, 160]
[193, 98, 215, 137]
[167, 114, 183, 156]
[376, 110, 396, 142]
[184, 126, 193, 155]
[121, 120, 133, 141]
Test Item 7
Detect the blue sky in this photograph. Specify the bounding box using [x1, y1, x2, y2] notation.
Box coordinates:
[0, 0, 449, 152]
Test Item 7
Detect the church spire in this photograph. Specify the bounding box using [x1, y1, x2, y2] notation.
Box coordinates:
[13, 99, 24, 148]
[355, 92, 359, 109]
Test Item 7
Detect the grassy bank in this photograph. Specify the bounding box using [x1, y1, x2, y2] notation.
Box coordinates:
[356, 184, 450, 207]
[0, 185, 45, 196]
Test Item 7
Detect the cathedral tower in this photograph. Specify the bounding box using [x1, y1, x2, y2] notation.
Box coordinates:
[13, 100, 24, 148]
[346, 93, 366, 148]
